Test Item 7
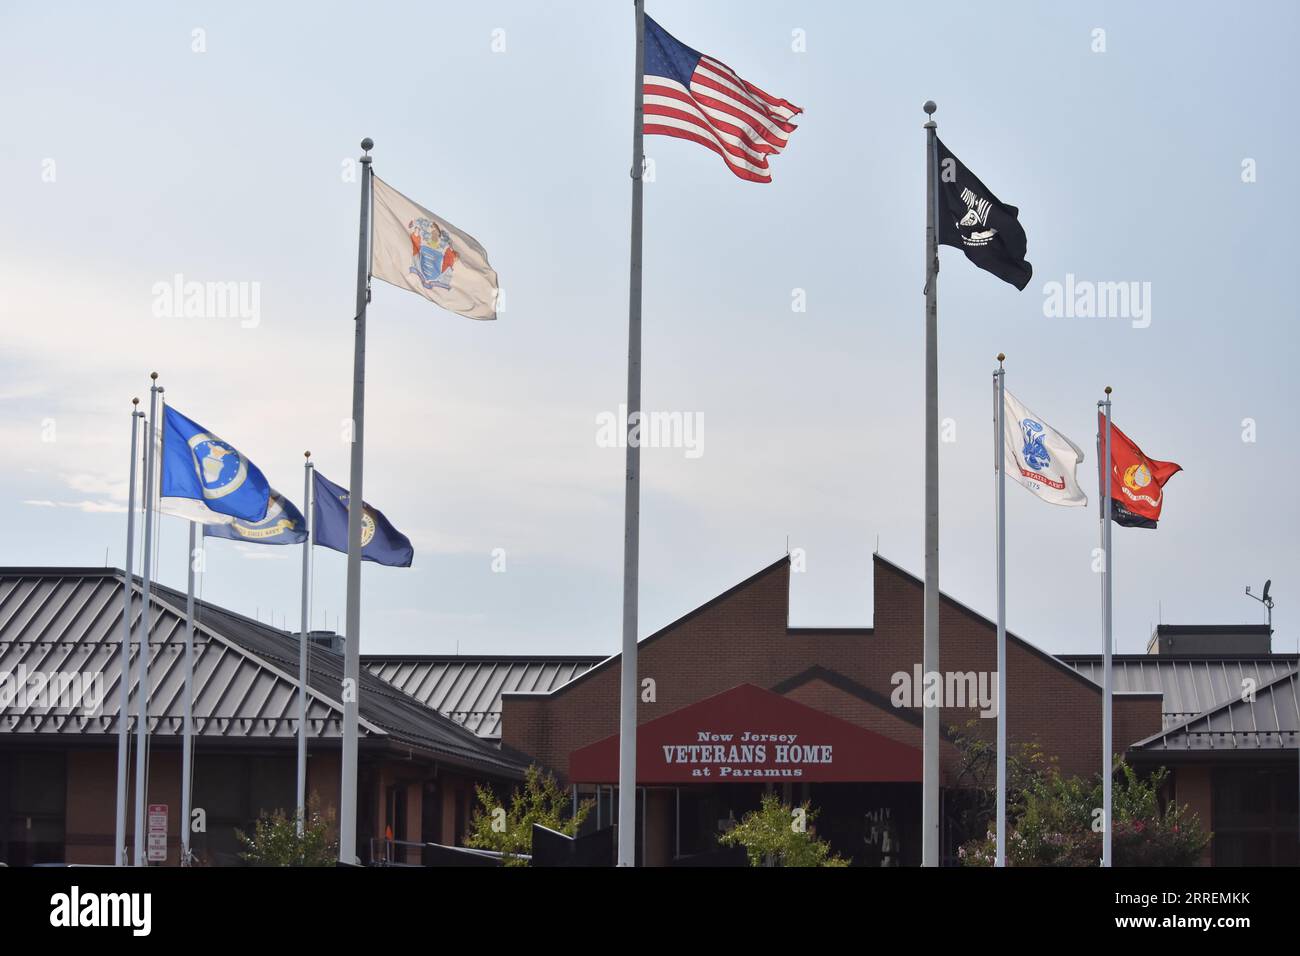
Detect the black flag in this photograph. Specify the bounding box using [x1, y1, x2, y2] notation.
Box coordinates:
[935, 138, 1032, 290]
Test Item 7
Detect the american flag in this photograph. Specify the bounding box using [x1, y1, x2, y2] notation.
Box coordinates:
[642, 16, 802, 184]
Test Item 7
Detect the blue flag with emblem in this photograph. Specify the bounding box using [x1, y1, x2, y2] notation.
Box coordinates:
[312, 471, 413, 567]
[161, 405, 271, 522]
[203, 489, 307, 545]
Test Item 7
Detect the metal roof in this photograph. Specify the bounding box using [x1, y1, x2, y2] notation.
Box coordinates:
[1128, 667, 1300, 754]
[0, 569, 525, 778]
[1058, 654, 1299, 729]
[364, 656, 602, 738]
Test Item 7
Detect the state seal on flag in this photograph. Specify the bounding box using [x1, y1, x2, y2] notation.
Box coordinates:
[407, 217, 459, 291]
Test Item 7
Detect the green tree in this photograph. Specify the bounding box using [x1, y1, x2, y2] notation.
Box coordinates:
[466, 765, 592, 866]
[236, 795, 338, 866]
[717, 792, 848, 867]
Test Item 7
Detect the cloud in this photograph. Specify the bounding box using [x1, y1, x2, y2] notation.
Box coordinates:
[23, 498, 126, 514]
[62, 472, 130, 501]
[64, 500, 128, 514]
[233, 546, 290, 561]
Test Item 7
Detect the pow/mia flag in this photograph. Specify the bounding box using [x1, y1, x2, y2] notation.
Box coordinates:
[935, 138, 1032, 290]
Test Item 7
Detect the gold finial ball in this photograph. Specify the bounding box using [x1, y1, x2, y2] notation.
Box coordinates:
[305, 450, 311, 459]
[997, 352, 1005, 362]
[1104, 386, 1113, 395]
[132, 397, 139, 406]
[150, 371, 158, 380]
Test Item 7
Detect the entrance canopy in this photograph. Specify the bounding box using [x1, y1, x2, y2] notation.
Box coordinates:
[569, 683, 921, 784]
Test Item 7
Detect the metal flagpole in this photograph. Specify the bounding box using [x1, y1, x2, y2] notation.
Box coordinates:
[921, 100, 941, 867]
[616, 0, 646, 869]
[339, 137, 373, 865]
[115, 397, 143, 866]
[1099, 385, 1114, 867]
[298, 451, 314, 835]
[182, 520, 196, 865]
[134, 372, 161, 866]
[994, 354, 1007, 867]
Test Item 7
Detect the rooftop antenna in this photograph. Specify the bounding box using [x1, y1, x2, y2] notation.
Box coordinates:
[1244, 579, 1275, 631]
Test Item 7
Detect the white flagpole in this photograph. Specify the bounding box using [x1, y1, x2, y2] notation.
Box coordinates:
[994, 354, 1007, 867]
[115, 397, 143, 866]
[182, 518, 196, 865]
[921, 99, 941, 867]
[616, 0, 646, 868]
[1099, 385, 1114, 866]
[298, 452, 314, 835]
[339, 137, 373, 865]
[134, 372, 161, 866]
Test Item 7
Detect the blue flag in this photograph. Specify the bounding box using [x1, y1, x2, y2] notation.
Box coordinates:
[161, 405, 271, 522]
[203, 489, 307, 546]
[312, 471, 413, 567]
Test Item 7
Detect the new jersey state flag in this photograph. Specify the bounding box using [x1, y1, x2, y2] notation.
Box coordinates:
[370, 176, 499, 320]
[203, 489, 307, 546]
[160, 405, 270, 522]
[1002, 390, 1087, 506]
[1099, 415, 1182, 528]
[311, 471, 413, 567]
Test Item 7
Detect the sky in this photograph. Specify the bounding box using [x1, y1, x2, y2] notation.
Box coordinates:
[1, 1, 1296, 659]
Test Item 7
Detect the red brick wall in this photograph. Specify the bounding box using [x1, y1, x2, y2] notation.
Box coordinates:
[1173, 764, 1213, 866]
[500, 555, 1163, 786]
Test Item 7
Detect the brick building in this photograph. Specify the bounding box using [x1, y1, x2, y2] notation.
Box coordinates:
[380, 553, 1298, 866]
[0, 568, 525, 866]
[4, 557, 1296, 866]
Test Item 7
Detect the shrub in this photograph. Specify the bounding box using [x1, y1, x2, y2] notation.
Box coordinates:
[951, 723, 1209, 867]
[717, 792, 848, 867]
[465, 764, 592, 866]
[236, 796, 338, 866]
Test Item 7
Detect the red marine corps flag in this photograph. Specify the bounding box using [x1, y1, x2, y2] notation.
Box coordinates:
[1099, 415, 1182, 528]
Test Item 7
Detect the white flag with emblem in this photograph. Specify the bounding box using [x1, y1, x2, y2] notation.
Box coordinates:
[1002, 389, 1088, 507]
[370, 177, 499, 321]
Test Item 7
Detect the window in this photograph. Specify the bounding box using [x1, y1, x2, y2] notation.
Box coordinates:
[191, 754, 295, 865]
[1, 751, 67, 865]
[1212, 765, 1299, 866]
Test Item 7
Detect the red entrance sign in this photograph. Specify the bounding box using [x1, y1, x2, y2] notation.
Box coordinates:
[569, 683, 921, 784]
